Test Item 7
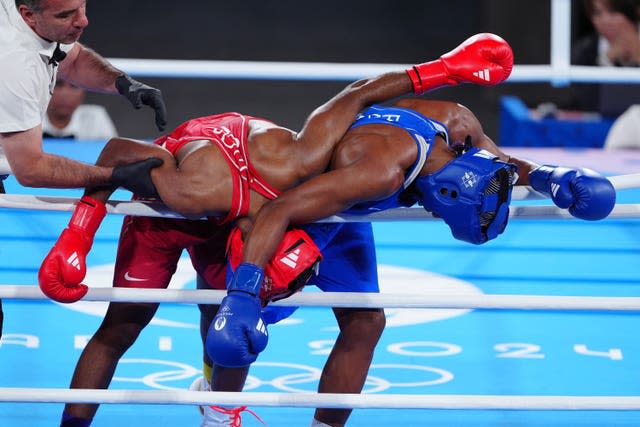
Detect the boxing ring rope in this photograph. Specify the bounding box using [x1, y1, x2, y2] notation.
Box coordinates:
[3, 180, 631, 406]
[1, 286, 640, 311]
[0, 195, 638, 221]
[0, 173, 638, 309]
[0, 173, 638, 220]
[106, 61, 640, 85]
[1, 387, 639, 410]
[5, 1, 640, 415]
[5, 201, 637, 411]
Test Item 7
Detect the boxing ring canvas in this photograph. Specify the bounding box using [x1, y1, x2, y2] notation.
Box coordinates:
[0, 140, 639, 426]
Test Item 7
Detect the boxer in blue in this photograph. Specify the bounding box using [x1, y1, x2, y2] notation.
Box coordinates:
[209, 94, 615, 425]
[207, 98, 615, 426]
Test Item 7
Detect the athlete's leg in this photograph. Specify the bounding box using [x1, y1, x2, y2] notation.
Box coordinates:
[88, 137, 229, 219]
[81, 137, 177, 203]
[62, 301, 160, 423]
[61, 216, 187, 426]
[304, 222, 385, 426]
[197, 274, 218, 385]
[314, 307, 385, 426]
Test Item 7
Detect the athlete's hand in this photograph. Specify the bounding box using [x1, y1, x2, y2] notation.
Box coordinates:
[529, 166, 616, 220]
[205, 263, 268, 367]
[38, 196, 106, 303]
[407, 33, 514, 94]
[115, 74, 168, 131]
[227, 227, 322, 305]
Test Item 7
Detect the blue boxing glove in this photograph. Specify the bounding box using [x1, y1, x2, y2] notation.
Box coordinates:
[205, 263, 268, 368]
[529, 165, 616, 220]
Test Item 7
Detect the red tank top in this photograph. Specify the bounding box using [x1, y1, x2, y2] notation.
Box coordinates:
[153, 113, 280, 223]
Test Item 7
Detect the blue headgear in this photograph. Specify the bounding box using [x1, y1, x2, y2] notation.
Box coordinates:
[414, 148, 517, 245]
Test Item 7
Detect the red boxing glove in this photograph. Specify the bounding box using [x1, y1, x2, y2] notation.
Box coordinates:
[407, 33, 514, 94]
[38, 196, 107, 303]
[227, 226, 322, 305]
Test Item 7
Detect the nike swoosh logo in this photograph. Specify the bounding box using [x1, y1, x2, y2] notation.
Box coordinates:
[124, 271, 149, 282]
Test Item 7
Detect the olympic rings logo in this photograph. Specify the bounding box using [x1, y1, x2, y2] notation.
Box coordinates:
[112, 359, 454, 392]
[114, 359, 200, 390]
[245, 362, 453, 393]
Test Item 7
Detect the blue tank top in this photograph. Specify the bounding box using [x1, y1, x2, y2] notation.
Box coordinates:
[343, 105, 449, 214]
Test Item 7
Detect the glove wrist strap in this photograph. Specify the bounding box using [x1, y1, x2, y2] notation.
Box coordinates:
[528, 165, 557, 194]
[69, 196, 107, 236]
[406, 60, 448, 94]
[228, 263, 264, 297]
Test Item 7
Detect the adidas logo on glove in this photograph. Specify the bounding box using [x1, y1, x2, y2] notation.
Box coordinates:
[255, 318, 267, 336]
[67, 252, 82, 271]
[279, 248, 301, 269]
[473, 68, 491, 82]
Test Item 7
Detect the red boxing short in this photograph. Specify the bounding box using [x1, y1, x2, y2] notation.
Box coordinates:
[113, 215, 232, 290]
[153, 113, 280, 224]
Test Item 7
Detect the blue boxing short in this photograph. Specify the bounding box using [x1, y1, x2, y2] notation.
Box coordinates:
[260, 222, 379, 324]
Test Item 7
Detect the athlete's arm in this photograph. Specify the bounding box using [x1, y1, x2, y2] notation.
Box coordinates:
[473, 135, 538, 186]
[243, 155, 400, 268]
[463, 115, 615, 220]
[207, 155, 397, 368]
[439, 104, 538, 186]
[295, 34, 514, 175]
[294, 72, 412, 172]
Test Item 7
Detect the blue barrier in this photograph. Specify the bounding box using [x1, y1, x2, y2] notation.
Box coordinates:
[499, 96, 615, 148]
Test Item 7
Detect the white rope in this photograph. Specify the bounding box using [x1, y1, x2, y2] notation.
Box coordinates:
[327, 204, 640, 222]
[609, 174, 640, 190]
[0, 387, 638, 410]
[107, 57, 640, 85]
[0, 194, 184, 219]
[1, 174, 636, 219]
[2, 285, 639, 311]
[1, 195, 639, 221]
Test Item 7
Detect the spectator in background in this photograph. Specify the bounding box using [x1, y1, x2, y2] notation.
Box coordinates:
[575, 0, 640, 148]
[576, 0, 640, 67]
[43, 79, 117, 140]
[570, 0, 640, 113]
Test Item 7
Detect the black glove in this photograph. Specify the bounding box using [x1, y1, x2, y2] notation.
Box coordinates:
[0, 174, 8, 194]
[111, 158, 163, 197]
[115, 74, 167, 131]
